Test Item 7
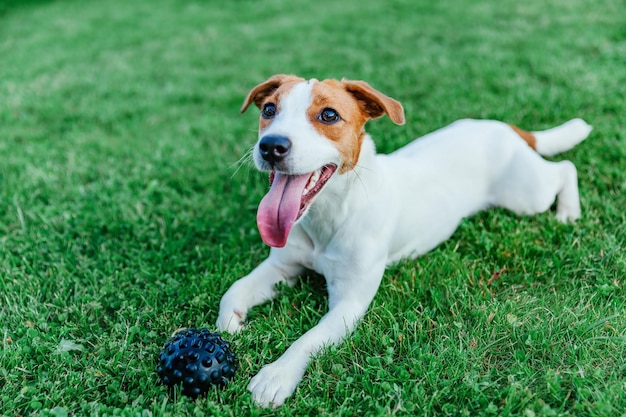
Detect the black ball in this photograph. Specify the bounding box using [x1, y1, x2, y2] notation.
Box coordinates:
[157, 328, 237, 398]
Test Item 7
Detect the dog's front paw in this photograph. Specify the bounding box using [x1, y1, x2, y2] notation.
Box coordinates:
[248, 359, 306, 408]
[217, 284, 250, 333]
[216, 307, 246, 333]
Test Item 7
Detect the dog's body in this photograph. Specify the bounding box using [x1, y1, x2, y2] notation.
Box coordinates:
[217, 75, 592, 407]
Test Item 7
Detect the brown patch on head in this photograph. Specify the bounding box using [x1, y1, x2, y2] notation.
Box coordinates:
[240, 74, 305, 113]
[307, 79, 405, 173]
[341, 79, 405, 125]
[240, 74, 305, 132]
[307, 80, 368, 173]
[509, 124, 537, 150]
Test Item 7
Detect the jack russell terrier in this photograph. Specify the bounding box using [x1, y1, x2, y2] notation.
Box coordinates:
[217, 74, 592, 407]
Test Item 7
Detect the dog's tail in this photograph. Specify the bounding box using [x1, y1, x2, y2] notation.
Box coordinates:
[510, 118, 592, 157]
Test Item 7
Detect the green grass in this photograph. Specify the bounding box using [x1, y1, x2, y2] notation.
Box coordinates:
[0, 0, 624, 415]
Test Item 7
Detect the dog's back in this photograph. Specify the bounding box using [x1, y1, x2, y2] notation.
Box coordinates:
[372, 118, 592, 261]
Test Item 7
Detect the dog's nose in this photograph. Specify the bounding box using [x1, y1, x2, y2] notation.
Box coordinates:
[259, 135, 292, 164]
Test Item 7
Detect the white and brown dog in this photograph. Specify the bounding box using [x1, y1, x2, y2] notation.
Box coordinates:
[217, 74, 592, 407]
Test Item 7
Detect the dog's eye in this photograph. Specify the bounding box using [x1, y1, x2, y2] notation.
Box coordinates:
[319, 108, 340, 124]
[262, 103, 277, 119]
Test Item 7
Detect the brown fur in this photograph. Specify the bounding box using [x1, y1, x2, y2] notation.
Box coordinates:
[509, 124, 537, 150]
[242, 75, 303, 132]
[240, 74, 304, 113]
[307, 79, 405, 172]
[308, 80, 369, 173]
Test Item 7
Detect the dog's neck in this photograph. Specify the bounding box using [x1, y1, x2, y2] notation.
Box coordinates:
[298, 134, 379, 245]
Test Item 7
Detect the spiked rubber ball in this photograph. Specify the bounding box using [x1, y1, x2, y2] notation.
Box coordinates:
[157, 328, 237, 397]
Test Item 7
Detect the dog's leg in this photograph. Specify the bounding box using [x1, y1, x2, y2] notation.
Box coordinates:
[554, 160, 581, 222]
[217, 257, 304, 333]
[248, 261, 386, 408]
[492, 151, 581, 222]
[218, 227, 313, 333]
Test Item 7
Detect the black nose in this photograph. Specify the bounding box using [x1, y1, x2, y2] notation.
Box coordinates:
[258, 135, 292, 164]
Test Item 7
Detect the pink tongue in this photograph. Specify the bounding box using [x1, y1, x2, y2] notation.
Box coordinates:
[257, 172, 311, 247]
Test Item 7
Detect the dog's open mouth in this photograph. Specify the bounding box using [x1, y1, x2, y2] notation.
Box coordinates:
[257, 164, 337, 248]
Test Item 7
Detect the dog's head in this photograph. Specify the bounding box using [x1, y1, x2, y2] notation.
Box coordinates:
[241, 74, 405, 247]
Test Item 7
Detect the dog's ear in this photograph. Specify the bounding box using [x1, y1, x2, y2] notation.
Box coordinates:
[240, 74, 305, 114]
[342, 80, 405, 125]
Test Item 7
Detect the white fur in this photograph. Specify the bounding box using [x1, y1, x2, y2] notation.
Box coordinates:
[533, 118, 592, 156]
[217, 81, 592, 408]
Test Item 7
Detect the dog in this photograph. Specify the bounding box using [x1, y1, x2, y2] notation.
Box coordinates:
[216, 74, 592, 407]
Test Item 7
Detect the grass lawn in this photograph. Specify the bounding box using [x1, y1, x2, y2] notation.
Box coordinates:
[1, 0, 625, 415]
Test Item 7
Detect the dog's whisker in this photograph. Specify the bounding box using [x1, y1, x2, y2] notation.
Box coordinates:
[353, 163, 374, 173]
[229, 146, 255, 179]
[351, 167, 369, 199]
